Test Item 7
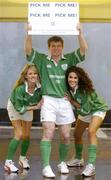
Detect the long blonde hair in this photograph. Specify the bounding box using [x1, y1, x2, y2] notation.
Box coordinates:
[14, 64, 40, 89]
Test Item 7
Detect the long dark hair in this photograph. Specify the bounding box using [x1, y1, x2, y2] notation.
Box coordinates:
[65, 66, 94, 94]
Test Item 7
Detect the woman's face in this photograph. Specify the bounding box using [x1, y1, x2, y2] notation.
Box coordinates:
[26, 67, 38, 84]
[68, 72, 79, 89]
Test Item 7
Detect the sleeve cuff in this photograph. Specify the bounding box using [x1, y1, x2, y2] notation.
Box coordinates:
[19, 106, 27, 114]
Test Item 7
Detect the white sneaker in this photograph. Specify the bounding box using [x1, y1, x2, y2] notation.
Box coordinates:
[82, 164, 95, 177]
[4, 160, 19, 173]
[58, 162, 69, 174]
[67, 158, 84, 167]
[19, 156, 30, 169]
[42, 165, 55, 178]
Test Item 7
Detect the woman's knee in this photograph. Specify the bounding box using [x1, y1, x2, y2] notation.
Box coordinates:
[14, 130, 22, 140]
[22, 135, 30, 140]
[88, 128, 96, 138]
[74, 131, 82, 141]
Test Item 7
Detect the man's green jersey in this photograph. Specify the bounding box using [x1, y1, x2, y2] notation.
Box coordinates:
[71, 89, 108, 116]
[10, 83, 42, 114]
[27, 48, 85, 98]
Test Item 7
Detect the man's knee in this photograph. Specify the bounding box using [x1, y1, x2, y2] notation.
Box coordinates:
[42, 129, 55, 140]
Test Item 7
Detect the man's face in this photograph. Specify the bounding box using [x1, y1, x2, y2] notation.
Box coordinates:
[49, 41, 63, 58]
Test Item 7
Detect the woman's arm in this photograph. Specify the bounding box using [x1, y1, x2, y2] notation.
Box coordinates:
[65, 93, 80, 109]
[26, 98, 44, 111]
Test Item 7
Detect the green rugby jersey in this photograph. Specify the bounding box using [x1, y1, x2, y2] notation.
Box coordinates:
[27, 48, 85, 97]
[10, 84, 42, 114]
[71, 90, 108, 116]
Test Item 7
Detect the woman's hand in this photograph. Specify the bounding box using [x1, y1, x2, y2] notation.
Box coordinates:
[35, 98, 44, 109]
[64, 92, 80, 109]
[64, 92, 72, 102]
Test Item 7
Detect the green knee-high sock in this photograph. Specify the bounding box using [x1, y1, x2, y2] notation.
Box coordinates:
[88, 144, 97, 165]
[21, 139, 30, 157]
[7, 138, 20, 160]
[40, 141, 51, 168]
[59, 143, 70, 162]
[75, 144, 83, 159]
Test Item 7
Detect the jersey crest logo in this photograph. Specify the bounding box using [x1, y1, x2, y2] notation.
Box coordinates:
[47, 64, 52, 68]
[61, 64, 68, 70]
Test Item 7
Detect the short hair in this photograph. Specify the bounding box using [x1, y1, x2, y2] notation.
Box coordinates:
[47, 36, 64, 47]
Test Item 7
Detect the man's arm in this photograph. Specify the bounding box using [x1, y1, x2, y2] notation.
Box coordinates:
[77, 23, 88, 56]
[24, 23, 32, 56]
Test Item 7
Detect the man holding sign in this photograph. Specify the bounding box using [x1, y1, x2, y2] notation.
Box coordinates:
[25, 22, 88, 178]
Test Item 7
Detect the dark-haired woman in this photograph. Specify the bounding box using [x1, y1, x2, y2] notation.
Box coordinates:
[65, 66, 108, 177]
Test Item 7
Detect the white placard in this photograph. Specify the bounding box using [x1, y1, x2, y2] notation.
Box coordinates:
[28, 2, 79, 35]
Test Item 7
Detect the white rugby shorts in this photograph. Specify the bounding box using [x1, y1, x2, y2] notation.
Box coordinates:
[78, 111, 106, 123]
[41, 95, 75, 125]
[7, 99, 33, 121]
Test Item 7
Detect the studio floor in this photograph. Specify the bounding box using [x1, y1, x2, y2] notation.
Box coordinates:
[0, 129, 111, 180]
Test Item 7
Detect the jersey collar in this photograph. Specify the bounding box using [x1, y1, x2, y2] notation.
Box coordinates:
[46, 54, 66, 61]
[70, 85, 78, 95]
[25, 81, 39, 96]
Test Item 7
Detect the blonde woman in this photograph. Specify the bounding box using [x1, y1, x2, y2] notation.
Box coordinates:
[4, 64, 42, 173]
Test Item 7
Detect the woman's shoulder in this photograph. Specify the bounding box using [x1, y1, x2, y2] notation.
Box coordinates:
[14, 84, 25, 93]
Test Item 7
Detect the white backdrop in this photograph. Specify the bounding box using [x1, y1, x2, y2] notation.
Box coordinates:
[0, 22, 111, 108]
